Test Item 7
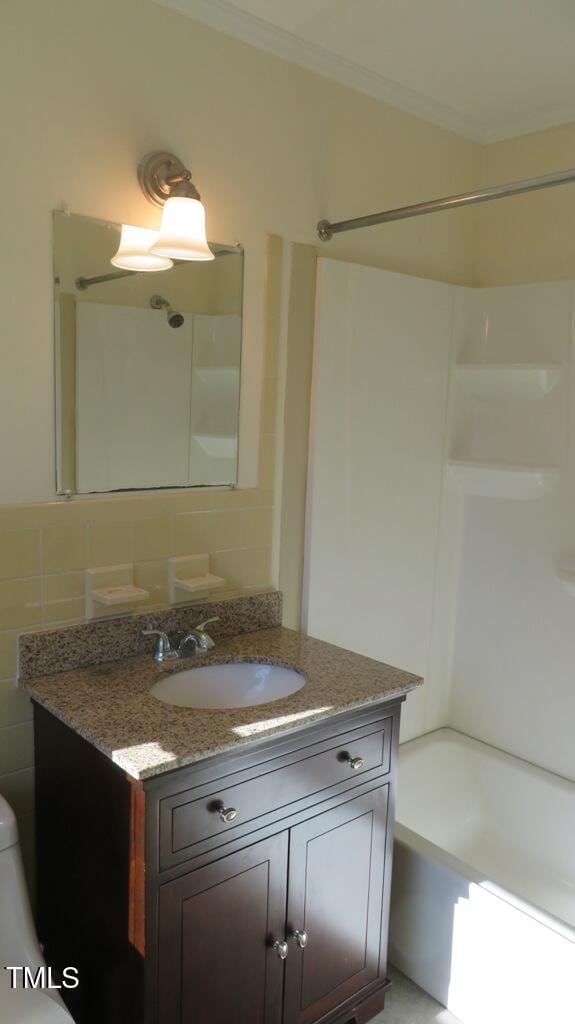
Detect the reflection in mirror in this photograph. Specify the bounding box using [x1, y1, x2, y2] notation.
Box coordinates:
[53, 211, 243, 494]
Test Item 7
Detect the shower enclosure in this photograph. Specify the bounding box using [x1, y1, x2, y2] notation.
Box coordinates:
[304, 256, 575, 1022]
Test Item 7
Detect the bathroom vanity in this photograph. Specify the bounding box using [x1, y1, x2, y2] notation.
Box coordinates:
[21, 599, 421, 1024]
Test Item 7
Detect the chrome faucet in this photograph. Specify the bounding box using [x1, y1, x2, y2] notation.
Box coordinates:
[142, 629, 178, 663]
[143, 618, 219, 663]
[177, 618, 219, 656]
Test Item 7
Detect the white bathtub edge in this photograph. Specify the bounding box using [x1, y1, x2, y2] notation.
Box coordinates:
[394, 825, 575, 945]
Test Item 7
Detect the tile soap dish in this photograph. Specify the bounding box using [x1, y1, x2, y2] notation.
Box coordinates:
[92, 585, 150, 607]
[86, 564, 150, 618]
[168, 555, 226, 604]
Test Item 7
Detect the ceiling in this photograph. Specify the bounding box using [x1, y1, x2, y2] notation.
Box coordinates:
[155, 0, 575, 142]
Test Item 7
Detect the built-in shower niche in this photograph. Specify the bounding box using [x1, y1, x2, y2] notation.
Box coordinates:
[448, 281, 570, 499]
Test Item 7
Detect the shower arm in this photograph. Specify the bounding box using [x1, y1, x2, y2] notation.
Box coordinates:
[317, 166, 575, 241]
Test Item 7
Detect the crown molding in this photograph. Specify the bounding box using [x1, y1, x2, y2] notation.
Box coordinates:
[155, 0, 575, 145]
[154, 0, 487, 143]
[483, 101, 575, 144]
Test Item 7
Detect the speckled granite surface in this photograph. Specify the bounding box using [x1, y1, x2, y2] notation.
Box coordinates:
[19, 590, 281, 679]
[22, 626, 422, 780]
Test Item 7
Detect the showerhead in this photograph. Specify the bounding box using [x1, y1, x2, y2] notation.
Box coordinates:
[167, 310, 184, 329]
[150, 294, 185, 329]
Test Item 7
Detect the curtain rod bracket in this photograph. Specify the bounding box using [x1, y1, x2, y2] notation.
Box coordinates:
[317, 219, 333, 242]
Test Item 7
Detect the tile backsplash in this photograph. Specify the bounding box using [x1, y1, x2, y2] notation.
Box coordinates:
[0, 488, 274, 853]
[0, 487, 274, 634]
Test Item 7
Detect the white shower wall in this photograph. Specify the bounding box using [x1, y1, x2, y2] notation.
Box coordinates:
[305, 259, 459, 742]
[76, 304, 241, 491]
[306, 260, 575, 778]
[450, 281, 575, 781]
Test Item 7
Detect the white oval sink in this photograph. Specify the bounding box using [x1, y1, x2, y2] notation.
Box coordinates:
[150, 661, 305, 710]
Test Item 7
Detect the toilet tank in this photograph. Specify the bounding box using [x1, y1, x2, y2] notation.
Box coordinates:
[0, 794, 44, 975]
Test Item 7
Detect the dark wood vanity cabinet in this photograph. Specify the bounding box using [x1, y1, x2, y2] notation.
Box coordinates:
[159, 832, 288, 1024]
[33, 698, 403, 1024]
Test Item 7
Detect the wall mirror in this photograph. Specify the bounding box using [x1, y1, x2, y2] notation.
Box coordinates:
[53, 211, 243, 494]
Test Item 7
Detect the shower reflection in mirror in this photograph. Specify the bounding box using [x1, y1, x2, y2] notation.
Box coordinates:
[53, 211, 243, 494]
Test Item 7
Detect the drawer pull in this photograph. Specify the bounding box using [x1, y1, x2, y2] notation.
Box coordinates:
[218, 806, 238, 823]
[273, 939, 289, 960]
[345, 755, 365, 771]
[292, 929, 309, 949]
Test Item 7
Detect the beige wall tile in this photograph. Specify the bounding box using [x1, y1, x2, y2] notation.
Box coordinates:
[88, 522, 133, 567]
[0, 529, 41, 581]
[211, 547, 272, 589]
[0, 722, 34, 775]
[241, 548, 272, 588]
[210, 488, 260, 510]
[43, 572, 85, 624]
[208, 510, 243, 552]
[210, 549, 248, 589]
[0, 631, 17, 680]
[0, 579, 42, 629]
[170, 513, 212, 557]
[44, 572, 84, 601]
[43, 599, 85, 624]
[43, 525, 88, 572]
[168, 491, 213, 514]
[241, 507, 273, 550]
[132, 517, 171, 561]
[0, 682, 32, 727]
[82, 496, 170, 524]
[134, 561, 168, 609]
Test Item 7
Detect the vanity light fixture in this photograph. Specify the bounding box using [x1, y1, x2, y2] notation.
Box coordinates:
[138, 151, 214, 262]
[110, 224, 173, 272]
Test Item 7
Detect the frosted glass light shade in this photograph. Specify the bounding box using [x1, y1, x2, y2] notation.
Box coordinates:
[111, 225, 173, 271]
[151, 197, 214, 261]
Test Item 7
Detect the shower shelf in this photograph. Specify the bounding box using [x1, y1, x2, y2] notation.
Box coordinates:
[455, 363, 561, 401]
[448, 459, 557, 500]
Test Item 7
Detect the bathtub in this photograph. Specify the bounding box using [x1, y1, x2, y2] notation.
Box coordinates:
[389, 728, 575, 1024]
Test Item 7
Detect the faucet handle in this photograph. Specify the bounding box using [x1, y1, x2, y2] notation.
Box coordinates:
[193, 616, 220, 631]
[142, 629, 175, 662]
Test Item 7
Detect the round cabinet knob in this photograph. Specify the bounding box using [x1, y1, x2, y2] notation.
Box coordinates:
[294, 929, 309, 949]
[273, 939, 289, 960]
[345, 755, 365, 771]
[218, 806, 237, 823]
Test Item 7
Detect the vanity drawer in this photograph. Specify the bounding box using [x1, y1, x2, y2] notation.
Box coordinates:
[159, 717, 392, 868]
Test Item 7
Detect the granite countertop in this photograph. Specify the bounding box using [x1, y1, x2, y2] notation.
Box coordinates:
[22, 626, 422, 780]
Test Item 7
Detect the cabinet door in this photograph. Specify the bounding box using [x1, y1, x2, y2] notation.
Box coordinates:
[158, 832, 288, 1024]
[284, 786, 390, 1024]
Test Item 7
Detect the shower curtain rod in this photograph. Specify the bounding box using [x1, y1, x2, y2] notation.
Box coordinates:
[317, 166, 575, 241]
[75, 244, 240, 290]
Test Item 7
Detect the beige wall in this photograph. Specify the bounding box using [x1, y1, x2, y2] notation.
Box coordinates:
[475, 123, 575, 284]
[278, 244, 317, 629]
[0, 0, 480, 504]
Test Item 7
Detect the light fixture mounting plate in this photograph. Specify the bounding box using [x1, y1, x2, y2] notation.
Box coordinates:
[138, 151, 198, 207]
